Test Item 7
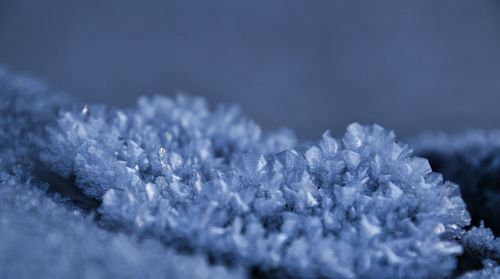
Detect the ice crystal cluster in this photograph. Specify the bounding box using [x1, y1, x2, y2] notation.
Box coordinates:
[0, 171, 243, 279]
[0, 68, 243, 279]
[414, 131, 500, 235]
[0, 67, 498, 278]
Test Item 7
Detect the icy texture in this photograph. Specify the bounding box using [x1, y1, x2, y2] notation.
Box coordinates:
[42, 100, 470, 277]
[460, 224, 499, 261]
[413, 131, 500, 235]
[0, 68, 242, 279]
[0, 171, 244, 279]
[2, 67, 498, 278]
[0, 67, 66, 167]
[459, 260, 499, 279]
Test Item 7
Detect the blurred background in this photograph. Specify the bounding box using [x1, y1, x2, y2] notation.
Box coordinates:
[1, 0, 499, 140]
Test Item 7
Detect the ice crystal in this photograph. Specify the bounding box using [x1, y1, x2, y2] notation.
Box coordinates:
[0, 68, 242, 279]
[42, 101, 470, 277]
[0, 171, 244, 279]
[459, 224, 499, 261]
[414, 131, 500, 235]
[2, 66, 498, 278]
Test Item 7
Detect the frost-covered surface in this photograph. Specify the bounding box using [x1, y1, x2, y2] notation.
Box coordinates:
[460, 224, 499, 261]
[412, 132, 500, 278]
[413, 131, 500, 235]
[0, 68, 242, 279]
[459, 260, 500, 279]
[0, 171, 244, 279]
[1, 67, 499, 278]
[41, 95, 470, 276]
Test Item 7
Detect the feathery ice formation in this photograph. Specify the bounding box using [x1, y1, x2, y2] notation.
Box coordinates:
[0, 67, 498, 278]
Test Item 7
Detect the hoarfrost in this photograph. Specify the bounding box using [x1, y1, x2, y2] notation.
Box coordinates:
[1, 67, 498, 278]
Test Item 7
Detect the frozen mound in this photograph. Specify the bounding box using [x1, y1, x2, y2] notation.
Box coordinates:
[0, 67, 66, 166]
[41, 102, 470, 277]
[0, 171, 244, 279]
[412, 132, 500, 276]
[0, 68, 243, 279]
[1, 67, 498, 278]
[413, 131, 500, 235]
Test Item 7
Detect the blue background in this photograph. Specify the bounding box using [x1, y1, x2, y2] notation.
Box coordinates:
[1, 0, 500, 139]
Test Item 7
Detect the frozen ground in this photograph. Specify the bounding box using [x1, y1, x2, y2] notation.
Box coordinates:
[1, 68, 498, 278]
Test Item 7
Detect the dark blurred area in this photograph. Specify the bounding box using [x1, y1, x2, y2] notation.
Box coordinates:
[1, 0, 500, 140]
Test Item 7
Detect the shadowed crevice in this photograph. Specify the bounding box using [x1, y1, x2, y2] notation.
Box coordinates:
[33, 161, 101, 213]
[420, 152, 500, 236]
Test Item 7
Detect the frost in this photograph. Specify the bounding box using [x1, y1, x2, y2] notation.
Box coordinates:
[459, 260, 499, 279]
[0, 68, 242, 279]
[1, 67, 498, 278]
[413, 131, 500, 235]
[464, 226, 500, 257]
[0, 172, 244, 279]
[42, 102, 470, 277]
